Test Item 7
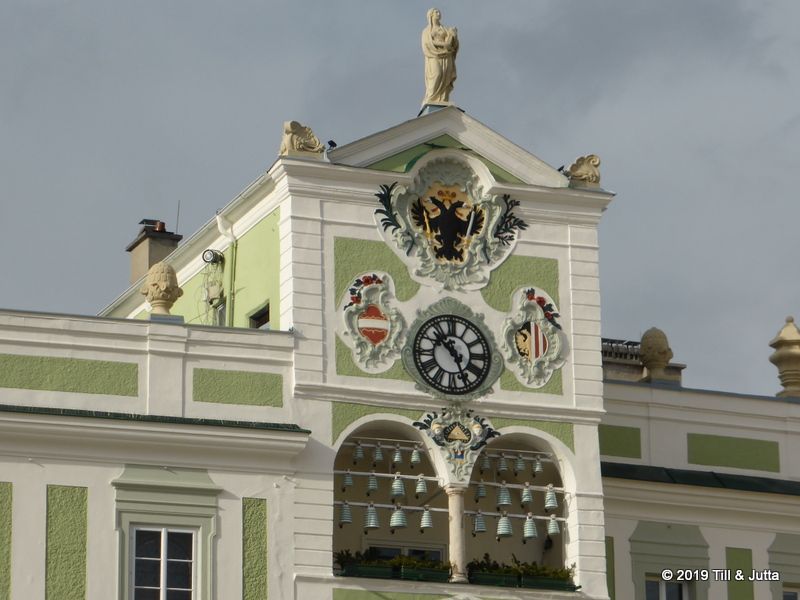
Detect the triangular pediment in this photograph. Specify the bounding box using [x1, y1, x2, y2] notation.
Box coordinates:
[328, 106, 567, 188]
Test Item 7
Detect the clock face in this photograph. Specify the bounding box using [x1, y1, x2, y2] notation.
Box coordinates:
[412, 314, 491, 395]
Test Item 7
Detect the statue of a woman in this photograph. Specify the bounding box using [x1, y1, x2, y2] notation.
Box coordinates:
[421, 8, 459, 105]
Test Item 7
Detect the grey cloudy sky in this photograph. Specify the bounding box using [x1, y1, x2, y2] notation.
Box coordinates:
[1, 1, 798, 396]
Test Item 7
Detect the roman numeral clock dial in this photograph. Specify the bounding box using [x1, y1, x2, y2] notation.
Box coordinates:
[401, 299, 504, 400]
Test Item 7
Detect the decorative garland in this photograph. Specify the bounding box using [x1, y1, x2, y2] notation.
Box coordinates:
[523, 288, 561, 330]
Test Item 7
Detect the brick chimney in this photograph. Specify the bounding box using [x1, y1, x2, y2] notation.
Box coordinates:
[125, 219, 183, 284]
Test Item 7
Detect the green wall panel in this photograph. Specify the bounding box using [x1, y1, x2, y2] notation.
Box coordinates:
[335, 338, 413, 382]
[46, 485, 87, 600]
[499, 367, 562, 395]
[481, 255, 559, 313]
[243, 497, 268, 600]
[0, 354, 137, 396]
[599, 424, 642, 459]
[605, 536, 615, 600]
[332, 402, 423, 444]
[687, 433, 780, 472]
[334, 237, 420, 305]
[193, 368, 283, 407]
[726, 547, 754, 600]
[0, 482, 11, 600]
[490, 416, 574, 452]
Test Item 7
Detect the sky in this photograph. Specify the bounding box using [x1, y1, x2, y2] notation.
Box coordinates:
[1, 1, 798, 396]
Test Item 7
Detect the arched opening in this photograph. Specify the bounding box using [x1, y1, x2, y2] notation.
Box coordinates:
[464, 432, 569, 584]
[333, 420, 450, 577]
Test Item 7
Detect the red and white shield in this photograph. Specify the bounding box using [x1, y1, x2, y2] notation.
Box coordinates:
[358, 304, 390, 345]
[515, 322, 549, 361]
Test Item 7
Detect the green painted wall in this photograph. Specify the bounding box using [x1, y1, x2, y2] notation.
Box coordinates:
[46, 485, 87, 600]
[332, 402, 423, 443]
[599, 424, 642, 459]
[490, 416, 574, 452]
[243, 497, 268, 600]
[687, 433, 780, 473]
[335, 337, 413, 382]
[334, 237, 420, 304]
[481, 255, 559, 312]
[365, 134, 524, 185]
[168, 207, 281, 329]
[166, 266, 216, 325]
[499, 367, 562, 395]
[193, 368, 283, 407]
[0, 482, 11, 600]
[232, 208, 281, 329]
[726, 547, 754, 600]
[0, 354, 137, 396]
[605, 536, 615, 600]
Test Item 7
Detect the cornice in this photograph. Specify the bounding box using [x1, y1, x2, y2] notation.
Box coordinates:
[0, 409, 310, 473]
[293, 382, 605, 424]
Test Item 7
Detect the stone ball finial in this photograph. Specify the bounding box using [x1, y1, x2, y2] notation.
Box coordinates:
[769, 316, 800, 398]
[140, 261, 183, 315]
[640, 327, 673, 382]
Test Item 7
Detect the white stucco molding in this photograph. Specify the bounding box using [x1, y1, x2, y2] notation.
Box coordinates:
[0, 410, 309, 473]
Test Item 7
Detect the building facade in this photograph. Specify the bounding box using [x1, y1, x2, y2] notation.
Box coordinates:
[0, 104, 798, 600]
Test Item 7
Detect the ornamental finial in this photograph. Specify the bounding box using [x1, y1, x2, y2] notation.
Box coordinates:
[140, 261, 183, 315]
[278, 121, 324, 157]
[566, 154, 601, 186]
[640, 327, 673, 382]
[769, 316, 800, 398]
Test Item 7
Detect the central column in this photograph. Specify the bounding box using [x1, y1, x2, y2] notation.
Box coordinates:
[445, 485, 468, 583]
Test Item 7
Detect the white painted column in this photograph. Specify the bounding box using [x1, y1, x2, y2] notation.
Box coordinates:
[445, 485, 468, 583]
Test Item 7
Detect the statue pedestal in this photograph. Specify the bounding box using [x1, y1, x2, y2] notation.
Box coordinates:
[418, 103, 461, 117]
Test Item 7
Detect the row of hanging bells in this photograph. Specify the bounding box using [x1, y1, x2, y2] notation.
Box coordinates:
[339, 502, 561, 539]
[342, 471, 431, 499]
[480, 453, 544, 476]
[474, 481, 558, 511]
[352, 442, 423, 469]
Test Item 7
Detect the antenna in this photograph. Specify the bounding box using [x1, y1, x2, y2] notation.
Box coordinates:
[175, 199, 181, 234]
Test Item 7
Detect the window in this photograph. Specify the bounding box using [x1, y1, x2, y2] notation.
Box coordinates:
[784, 590, 799, 600]
[646, 577, 690, 600]
[213, 301, 226, 327]
[133, 528, 195, 600]
[249, 304, 270, 330]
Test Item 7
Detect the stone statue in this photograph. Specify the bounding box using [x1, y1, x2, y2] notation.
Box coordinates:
[421, 8, 459, 105]
[140, 261, 183, 315]
[279, 121, 324, 157]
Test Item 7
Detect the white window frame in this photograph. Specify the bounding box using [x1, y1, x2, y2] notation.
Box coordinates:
[131, 526, 197, 600]
[646, 576, 692, 600]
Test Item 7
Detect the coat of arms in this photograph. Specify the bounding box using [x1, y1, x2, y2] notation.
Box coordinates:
[339, 273, 406, 372]
[374, 155, 527, 291]
[413, 406, 500, 481]
[502, 288, 568, 387]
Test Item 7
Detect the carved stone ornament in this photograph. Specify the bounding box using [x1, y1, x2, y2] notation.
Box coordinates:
[278, 120, 324, 157]
[401, 297, 504, 402]
[640, 327, 673, 382]
[502, 288, 568, 387]
[374, 156, 527, 291]
[140, 261, 183, 315]
[566, 154, 601, 186]
[414, 406, 500, 482]
[338, 273, 406, 372]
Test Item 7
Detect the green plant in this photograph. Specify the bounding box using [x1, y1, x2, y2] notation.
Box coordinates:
[466, 553, 574, 582]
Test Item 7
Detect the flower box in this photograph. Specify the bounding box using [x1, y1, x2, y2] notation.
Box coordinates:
[341, 564, 394, 579]
[468, 571, 519, 587]
[519, 575, 579, 591]
[400, 565, 450, 583]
